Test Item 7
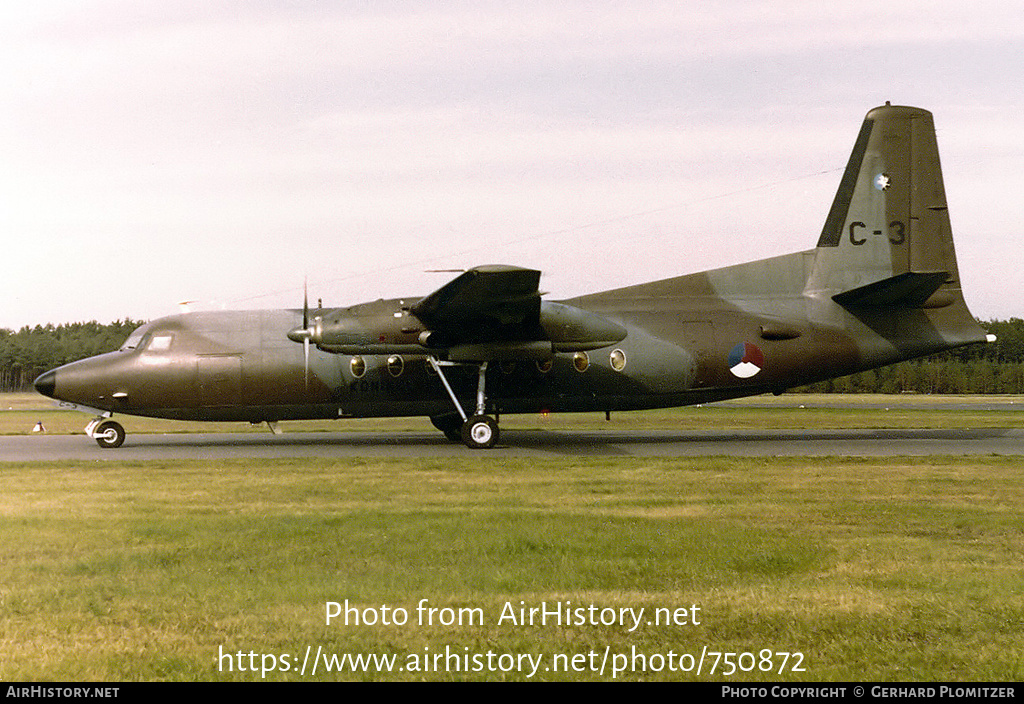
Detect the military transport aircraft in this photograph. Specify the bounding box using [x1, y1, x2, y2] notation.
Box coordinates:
[34, 104, 991, 449]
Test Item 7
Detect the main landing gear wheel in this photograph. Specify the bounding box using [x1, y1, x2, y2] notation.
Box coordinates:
[94, 420, 125, 449]
[430, 414, 463, 443]
[461, 414, 499, 449]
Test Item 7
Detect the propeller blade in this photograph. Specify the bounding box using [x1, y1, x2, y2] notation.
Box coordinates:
[303, 337, 310, 389]
[304, 278, 311, 388]
[303, 277, 309, 330]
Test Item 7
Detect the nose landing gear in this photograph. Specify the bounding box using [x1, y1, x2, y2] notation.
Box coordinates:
[86, 418, 126, 449]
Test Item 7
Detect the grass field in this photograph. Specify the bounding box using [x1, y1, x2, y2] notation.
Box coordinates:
[2, 449, 1023, 681]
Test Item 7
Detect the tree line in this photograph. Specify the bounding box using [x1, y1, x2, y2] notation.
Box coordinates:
[0, 320, 144, 392]
[2, 317, 1024, 394]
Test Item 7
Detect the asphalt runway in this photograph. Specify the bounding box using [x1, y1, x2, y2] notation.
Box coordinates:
[4, 427, 1024, 460]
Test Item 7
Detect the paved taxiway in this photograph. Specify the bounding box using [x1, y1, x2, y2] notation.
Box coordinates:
[3, 427, 1024, 460]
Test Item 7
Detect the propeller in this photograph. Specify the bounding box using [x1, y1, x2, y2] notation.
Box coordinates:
[302, 279, 310, 387]
[286, 278, 317, 388]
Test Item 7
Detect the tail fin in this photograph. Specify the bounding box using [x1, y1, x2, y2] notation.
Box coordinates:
[807, 104, 961, 308]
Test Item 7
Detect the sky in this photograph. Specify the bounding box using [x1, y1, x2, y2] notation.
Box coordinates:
[1, 1, 1021, 330]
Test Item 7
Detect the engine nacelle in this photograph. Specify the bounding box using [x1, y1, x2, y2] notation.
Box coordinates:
[538, 301, 626, 351]
[288, 299, 626, 358]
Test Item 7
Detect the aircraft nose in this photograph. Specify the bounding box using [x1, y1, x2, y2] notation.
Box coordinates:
[34, 370, 57, 398]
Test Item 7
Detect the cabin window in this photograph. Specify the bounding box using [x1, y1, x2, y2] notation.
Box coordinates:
[610, 349, 627, 372]
[573, 352, 589, 373]
[536, 359, 552, 374]
[387, 355, 404, 377]
[350, 356, 366, 379]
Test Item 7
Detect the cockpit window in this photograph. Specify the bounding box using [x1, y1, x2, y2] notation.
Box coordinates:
[120, 324, 152, 351]
[148, 334, 173, 352]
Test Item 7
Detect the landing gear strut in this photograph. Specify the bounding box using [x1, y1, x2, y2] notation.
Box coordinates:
[427, 358, 500, 449]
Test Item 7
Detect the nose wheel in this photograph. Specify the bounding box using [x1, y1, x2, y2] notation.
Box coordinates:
[87, 419, 126, 449]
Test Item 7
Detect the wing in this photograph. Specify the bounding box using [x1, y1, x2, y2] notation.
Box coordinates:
[411, 265, 543, 345]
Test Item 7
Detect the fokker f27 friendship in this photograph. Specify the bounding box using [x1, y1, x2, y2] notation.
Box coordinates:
[35, 105, 991, 448]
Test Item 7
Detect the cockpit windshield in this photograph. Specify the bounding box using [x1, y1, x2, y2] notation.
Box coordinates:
[119, 323, 153, 351]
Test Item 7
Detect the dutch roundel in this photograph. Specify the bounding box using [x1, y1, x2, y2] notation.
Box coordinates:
[728, 342, 764, 379]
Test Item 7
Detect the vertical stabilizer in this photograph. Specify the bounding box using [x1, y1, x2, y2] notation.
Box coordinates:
[807, 105, 961, 306]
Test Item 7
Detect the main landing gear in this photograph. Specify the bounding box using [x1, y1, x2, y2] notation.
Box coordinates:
[427, 358, 500, 449]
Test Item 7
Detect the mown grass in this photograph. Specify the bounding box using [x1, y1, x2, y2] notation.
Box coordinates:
[1, 455, 1022, 681]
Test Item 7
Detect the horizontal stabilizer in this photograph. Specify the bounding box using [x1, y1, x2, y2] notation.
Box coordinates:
[831, 271, 950, 308]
